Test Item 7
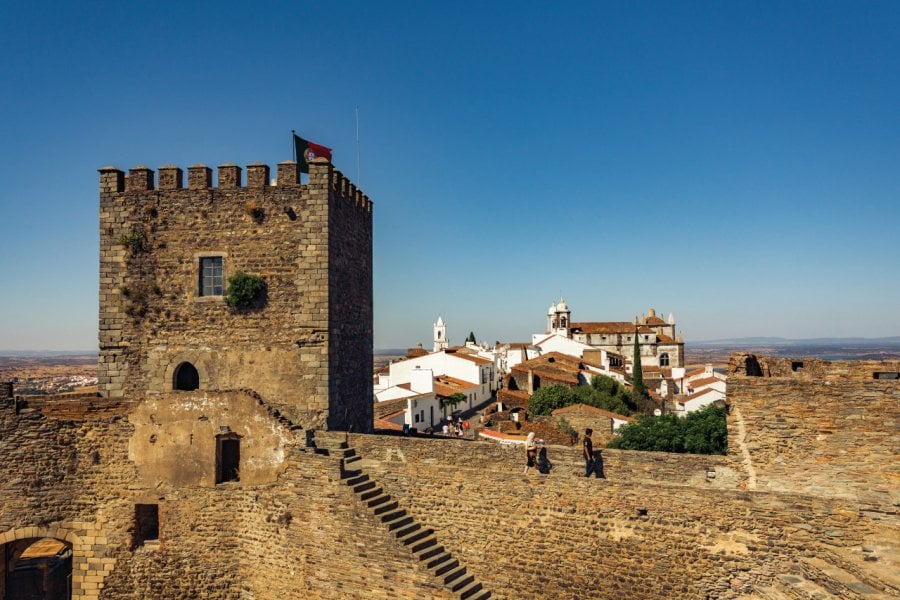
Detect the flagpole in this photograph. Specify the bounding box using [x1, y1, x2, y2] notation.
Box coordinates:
[355, 105, 360, 185]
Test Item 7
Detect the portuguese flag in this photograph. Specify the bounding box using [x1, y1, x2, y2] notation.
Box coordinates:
[293, 133, 333, 173]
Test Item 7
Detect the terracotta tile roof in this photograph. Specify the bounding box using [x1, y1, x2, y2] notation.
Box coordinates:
[407, 349, 428, 359]
[656, 333, 677, 344]
[511, 352, 586, 385]
[570, 322, 636, 334]
[531, 368, 580, 385]
[374, 414, 405, 432]
[514, 351, 583, 370]
[443, 349, 492, 365]
[552, 403, 635, 422]
[683, 368, 705, 378]
[643, 316, 666, 326]
[681, 387, 720, 402]
[498, 388, 530, 403]
[433, 374, 478, 397]
[687, 376, 720, 389]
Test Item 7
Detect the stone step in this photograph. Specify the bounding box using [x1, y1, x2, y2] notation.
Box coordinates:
[371, 500, 398, 515]
[425, 551, 452, 570]
[394, 522, 421, 538]
[360, 486, 384, 501]
[432, 556, 460, 577]
[456, 579, 485, 600]
[394, 521, 425, 542]
[386, 515, 414, 531]
[443, 565, 467, 585]
[410, 535, 439, 554]
[380, 509, 407, 523]
[341, 468, 362, 479]
[344, 454, 361, 464]
[398, 527, 434, 547]
[775, 573, 834, 599]
[414, 543, 445, 562]
[346, 474, 369, 487]
[353, 480, 377, 494]
[800, 556, 893, 599]
[447, 572, 475, 592]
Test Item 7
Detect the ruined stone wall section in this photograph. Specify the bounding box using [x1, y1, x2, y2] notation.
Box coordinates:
[0, 399, 446, 599]
[0, 398, 138, 599]
[98, 160, 372, 429]
[727, 376, 899, 502]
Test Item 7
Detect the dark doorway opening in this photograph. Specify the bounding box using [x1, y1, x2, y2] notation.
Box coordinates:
[216, 433, 241, 483]
[173, 362, 199, 391]
[3, 538, 72, 600]
[133, 504, 159, 548]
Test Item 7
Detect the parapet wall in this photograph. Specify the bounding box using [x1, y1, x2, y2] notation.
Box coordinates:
[727, 354, 900, 503]
[349, 433, 744, 489]
[99, 160, 372, 213]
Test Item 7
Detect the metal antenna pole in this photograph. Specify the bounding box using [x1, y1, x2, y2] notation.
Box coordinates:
[355, 105, 360, 185]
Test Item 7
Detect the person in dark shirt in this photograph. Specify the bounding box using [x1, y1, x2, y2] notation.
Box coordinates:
[583, 428, 600, 478]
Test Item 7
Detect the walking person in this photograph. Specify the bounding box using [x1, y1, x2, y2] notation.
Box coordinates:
[537, 445, 553, 474]
[583, 428, 601, 478]
[523, 432, 538, 474]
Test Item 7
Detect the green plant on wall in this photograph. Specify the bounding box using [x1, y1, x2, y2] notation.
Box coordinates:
[120, 227, 145, 255]
[225, 271, 267, 309]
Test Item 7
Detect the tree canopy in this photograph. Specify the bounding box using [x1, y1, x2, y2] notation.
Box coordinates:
[607, 405, 727, 455]
[528, 375, 637, 417]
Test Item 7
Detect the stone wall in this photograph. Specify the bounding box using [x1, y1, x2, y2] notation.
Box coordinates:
[344, 432, 891, 599]
[0, 395, 450, 599]
[349, 434, 744, 491]
[727, 358, 900, 503]
[98, 159, 372, 431]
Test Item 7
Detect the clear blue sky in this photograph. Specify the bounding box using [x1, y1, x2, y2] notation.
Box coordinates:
[1, 1, 898, 351]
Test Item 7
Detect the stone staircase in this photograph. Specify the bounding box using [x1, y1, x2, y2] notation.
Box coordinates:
[768, 555, 896, 600]
[316, 433, 491, 600]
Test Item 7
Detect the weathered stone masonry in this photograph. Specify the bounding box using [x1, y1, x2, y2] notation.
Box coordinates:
[98, 158, 373, 431]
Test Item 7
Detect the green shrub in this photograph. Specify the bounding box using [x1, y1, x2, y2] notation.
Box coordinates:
[225, 271, 267, 309]
[608, 405, 727, 455]
[120, 228, 145, 254]
[528, 378, 636, 418]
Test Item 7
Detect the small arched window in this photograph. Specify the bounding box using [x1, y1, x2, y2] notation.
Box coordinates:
[173, 362, 200, 391]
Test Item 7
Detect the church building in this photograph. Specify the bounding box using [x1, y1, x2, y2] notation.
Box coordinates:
[541, 300, 685, 369]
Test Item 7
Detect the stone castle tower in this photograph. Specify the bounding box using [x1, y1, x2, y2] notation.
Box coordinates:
[98, 157, 373, 431]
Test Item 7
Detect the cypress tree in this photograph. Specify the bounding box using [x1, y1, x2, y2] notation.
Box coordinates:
[632, 329, 646, 397]
[466, 331, 476, 344]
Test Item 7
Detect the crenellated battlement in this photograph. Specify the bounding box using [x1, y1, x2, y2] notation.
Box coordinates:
[98, 158, 372, 213]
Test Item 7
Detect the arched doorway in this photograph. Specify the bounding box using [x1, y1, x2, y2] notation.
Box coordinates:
[173, 362, 200, 391]
[3, 537, 72, 600]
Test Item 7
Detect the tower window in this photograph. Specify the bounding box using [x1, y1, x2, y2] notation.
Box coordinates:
[173, 362, 200, 391]
[659, 353, 670, 367]
[199, 256, 224, 296]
